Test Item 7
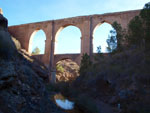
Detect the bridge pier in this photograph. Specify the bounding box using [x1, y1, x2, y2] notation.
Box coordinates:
[50, 69, 56, 84]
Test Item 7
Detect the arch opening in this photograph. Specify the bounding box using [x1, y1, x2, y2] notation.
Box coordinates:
[55, 25, 82, 54]
[56, 59, 79, 82]
[93, 22, 117, 53]
[28, 29, 46, 55]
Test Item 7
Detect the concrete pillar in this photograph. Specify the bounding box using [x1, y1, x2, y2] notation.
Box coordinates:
[50, 69, 56, 84]
[49, 21, 56, 82]
[80, 18, 93, 56]
[49, 21, 55, 69]
[89, 17, 93, 56]
[43, 33, 51, 67]
[81, 36, 91, 55]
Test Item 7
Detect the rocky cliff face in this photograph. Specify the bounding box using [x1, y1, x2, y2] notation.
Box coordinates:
[56, 59, 79, 82]
[0, 13, 64, 113]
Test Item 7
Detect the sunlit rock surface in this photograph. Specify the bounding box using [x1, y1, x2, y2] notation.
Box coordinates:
[56, 59, 79, 82]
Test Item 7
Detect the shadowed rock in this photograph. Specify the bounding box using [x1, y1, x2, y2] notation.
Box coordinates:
[0, 13, 17, 59]
[0, 12, 65, 113]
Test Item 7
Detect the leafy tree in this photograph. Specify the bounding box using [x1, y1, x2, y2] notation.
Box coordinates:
[32, 47, 40, 55]
[140, 2, 150, 49]
[111, 21, 126, 52]
[127, 2, 150, 49]
[127, 16, 144, 48]
[106, 21, 126, 53]
[97, 45, 101, 53]
[79, 53, 92, 75]
[106, 29, 117, 52]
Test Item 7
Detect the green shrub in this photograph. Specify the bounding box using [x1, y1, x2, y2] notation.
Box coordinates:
[79, 53, 92, 75]
[56, 64, 64, 73]
[126, 2, 150, 50]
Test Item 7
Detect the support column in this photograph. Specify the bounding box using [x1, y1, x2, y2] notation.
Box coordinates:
[50, 69, 56, 84]
[43, 37, 51, 67]
[49, 21, 56, 83]
[89, 17, 93, 57]
[81, 18, 92, 56]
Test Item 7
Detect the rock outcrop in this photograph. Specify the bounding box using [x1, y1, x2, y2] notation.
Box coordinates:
[56, 59, 79, 82]
[0, 13, 17, 59]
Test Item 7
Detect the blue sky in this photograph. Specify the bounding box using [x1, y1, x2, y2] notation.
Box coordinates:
[0, 0, 148, 54]
[55, 26, 81, 54]
[1, 0, 147, 26]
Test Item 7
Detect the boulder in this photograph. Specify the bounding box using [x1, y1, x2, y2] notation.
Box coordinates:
[0, 14, 17, 59]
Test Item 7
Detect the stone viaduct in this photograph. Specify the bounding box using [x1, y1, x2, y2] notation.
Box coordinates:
[8, 10, 140, 72]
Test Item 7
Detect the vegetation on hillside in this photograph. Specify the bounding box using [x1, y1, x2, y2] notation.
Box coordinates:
[127, 2, 150, 50]
[54, 2, 150, 113]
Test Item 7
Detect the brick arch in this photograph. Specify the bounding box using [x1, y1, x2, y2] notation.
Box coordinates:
[53, 54, 80, 67]
[55, 24, 82, 42]
[92, 21, 116, 53]
[28, 28, 47, 53]
[92, 20, 113, 37]
[53, 24, 82, 55]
